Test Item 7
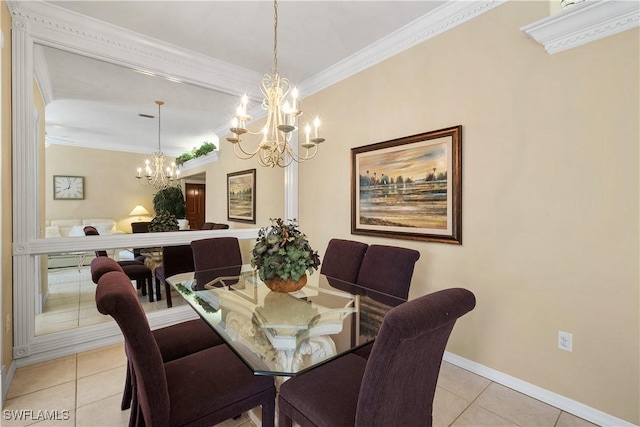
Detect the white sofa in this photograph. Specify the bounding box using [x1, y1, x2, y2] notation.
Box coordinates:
[45, 218, 124, 269]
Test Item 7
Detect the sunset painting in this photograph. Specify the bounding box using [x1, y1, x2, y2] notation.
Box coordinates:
[352, 126, 462, 244]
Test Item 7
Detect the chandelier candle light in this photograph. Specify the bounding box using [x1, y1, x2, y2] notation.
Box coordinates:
[136, 100, 180, 189]
[227, 0, 325, 168]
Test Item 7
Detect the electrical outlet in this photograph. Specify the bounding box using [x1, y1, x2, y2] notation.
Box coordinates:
[558, 330, 573, 352]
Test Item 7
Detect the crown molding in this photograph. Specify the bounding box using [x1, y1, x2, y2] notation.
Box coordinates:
[299, 0, 507, 97]
[521, 0, 639, 54]
[10, 0, 509, 117]
[8, 0, 263, 95]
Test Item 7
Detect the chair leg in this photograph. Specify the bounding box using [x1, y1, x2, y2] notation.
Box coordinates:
[155, 277, 162, 301]
[277, 411, 291, 427]
[164, 280, 173, 308]
[147, 277, 154, 302]
[262, 399, 276, 427]
[121, 362, 133, 410]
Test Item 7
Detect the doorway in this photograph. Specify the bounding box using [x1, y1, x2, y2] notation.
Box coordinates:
[185, 183, 206, 230]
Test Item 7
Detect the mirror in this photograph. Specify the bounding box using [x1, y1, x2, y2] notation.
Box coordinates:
[12, 7, 288, 361]
[35, 45, 228, 336]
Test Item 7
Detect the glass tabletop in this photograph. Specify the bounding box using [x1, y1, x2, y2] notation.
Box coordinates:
[167, 265, 406, 376]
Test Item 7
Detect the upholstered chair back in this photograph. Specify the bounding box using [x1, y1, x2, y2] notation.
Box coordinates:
[83, 225, 108, 257]
[90, 256, 124, 284]
[190, 237, 242, 289]
[355, 288, 476, 426]
[356, 244, 420, 300]
[162, 245, 195, 278]
[212, 223, 229, 229]
[95, 271, 171, 424]
[320, 239, 369, 284]
[201, 222, 215, 230]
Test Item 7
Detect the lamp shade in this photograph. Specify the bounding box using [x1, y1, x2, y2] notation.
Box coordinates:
[129, 205, 150, 217]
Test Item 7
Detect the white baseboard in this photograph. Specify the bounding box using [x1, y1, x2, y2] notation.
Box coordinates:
[443, 352, 636, 427]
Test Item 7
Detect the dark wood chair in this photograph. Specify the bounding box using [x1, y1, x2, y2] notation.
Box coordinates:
[278, 288, 476, 427]
[96, 270, 275, 426]
[89, 256, 226, 412]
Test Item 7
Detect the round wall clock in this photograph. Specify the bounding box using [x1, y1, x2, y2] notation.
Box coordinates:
[53, 175, 85, 200]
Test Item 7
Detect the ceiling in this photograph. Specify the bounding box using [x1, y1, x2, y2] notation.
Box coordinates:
[20, 1, 460, 157]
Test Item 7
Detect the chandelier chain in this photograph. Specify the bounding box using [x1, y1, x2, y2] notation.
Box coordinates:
[226, 0, 325, 168]
[273, 0, 278, 75]
[157, 101, 162, 152]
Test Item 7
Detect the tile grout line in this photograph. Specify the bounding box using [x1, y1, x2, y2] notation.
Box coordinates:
[448, 380, 528, 427]
[445, 379, 492, 427]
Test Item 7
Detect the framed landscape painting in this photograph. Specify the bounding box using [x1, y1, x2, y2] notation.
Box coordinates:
[227, 169, 256, 224]
[351, 126, 462, 244]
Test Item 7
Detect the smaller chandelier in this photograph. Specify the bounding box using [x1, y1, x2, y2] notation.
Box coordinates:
[227, 0, 325, 168]
[136, 100, 180, 190]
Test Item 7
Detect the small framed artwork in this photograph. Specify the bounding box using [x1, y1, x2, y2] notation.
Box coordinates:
[53, 175, 85, 200]
[227, 169, 256, 224]
[351, 126, 462, 244]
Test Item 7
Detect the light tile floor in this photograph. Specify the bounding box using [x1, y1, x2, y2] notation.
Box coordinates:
[4, 343, 598, 427]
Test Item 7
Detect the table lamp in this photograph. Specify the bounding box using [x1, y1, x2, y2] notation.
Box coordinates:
[129, 205, 151, 221]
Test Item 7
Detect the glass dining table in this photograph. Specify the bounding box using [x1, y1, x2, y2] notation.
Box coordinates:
[167, 265, 405, 377]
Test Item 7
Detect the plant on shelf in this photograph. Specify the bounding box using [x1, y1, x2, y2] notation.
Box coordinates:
[153, 186, 186, 219]
[251, 218, 321, 293]
[175, 141, 217, 166]
[148, 211, 179, 232]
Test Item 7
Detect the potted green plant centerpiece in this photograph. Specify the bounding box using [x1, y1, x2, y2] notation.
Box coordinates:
[251, 218, 321, 293]
[148, 211, 179, 232]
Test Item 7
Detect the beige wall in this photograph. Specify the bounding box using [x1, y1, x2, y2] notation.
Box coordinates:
[299, 2, 639, 424]
[1, 0, 12, 372]
[45, 145, 158, 232]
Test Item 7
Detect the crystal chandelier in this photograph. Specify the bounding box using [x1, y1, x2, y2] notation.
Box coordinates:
[135, 100, 180, 190]
[226, 0, 324, 168]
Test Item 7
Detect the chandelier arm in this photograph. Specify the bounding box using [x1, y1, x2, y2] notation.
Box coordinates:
[289, 144, 319, 163]
[234, 143, 263, 159]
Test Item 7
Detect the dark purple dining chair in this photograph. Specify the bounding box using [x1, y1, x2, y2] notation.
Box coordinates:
[278, 288, 476, 427]
[356, 244, 421, 300]
[353, 244, 421, 358]
[96, 271, 276, 426]
[89, 256, 225, 414]
[154, 244, 195, 308]
[190, 237, 243, 289]
[84, 225, 154, 300]
[320, 238, 369, 284]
